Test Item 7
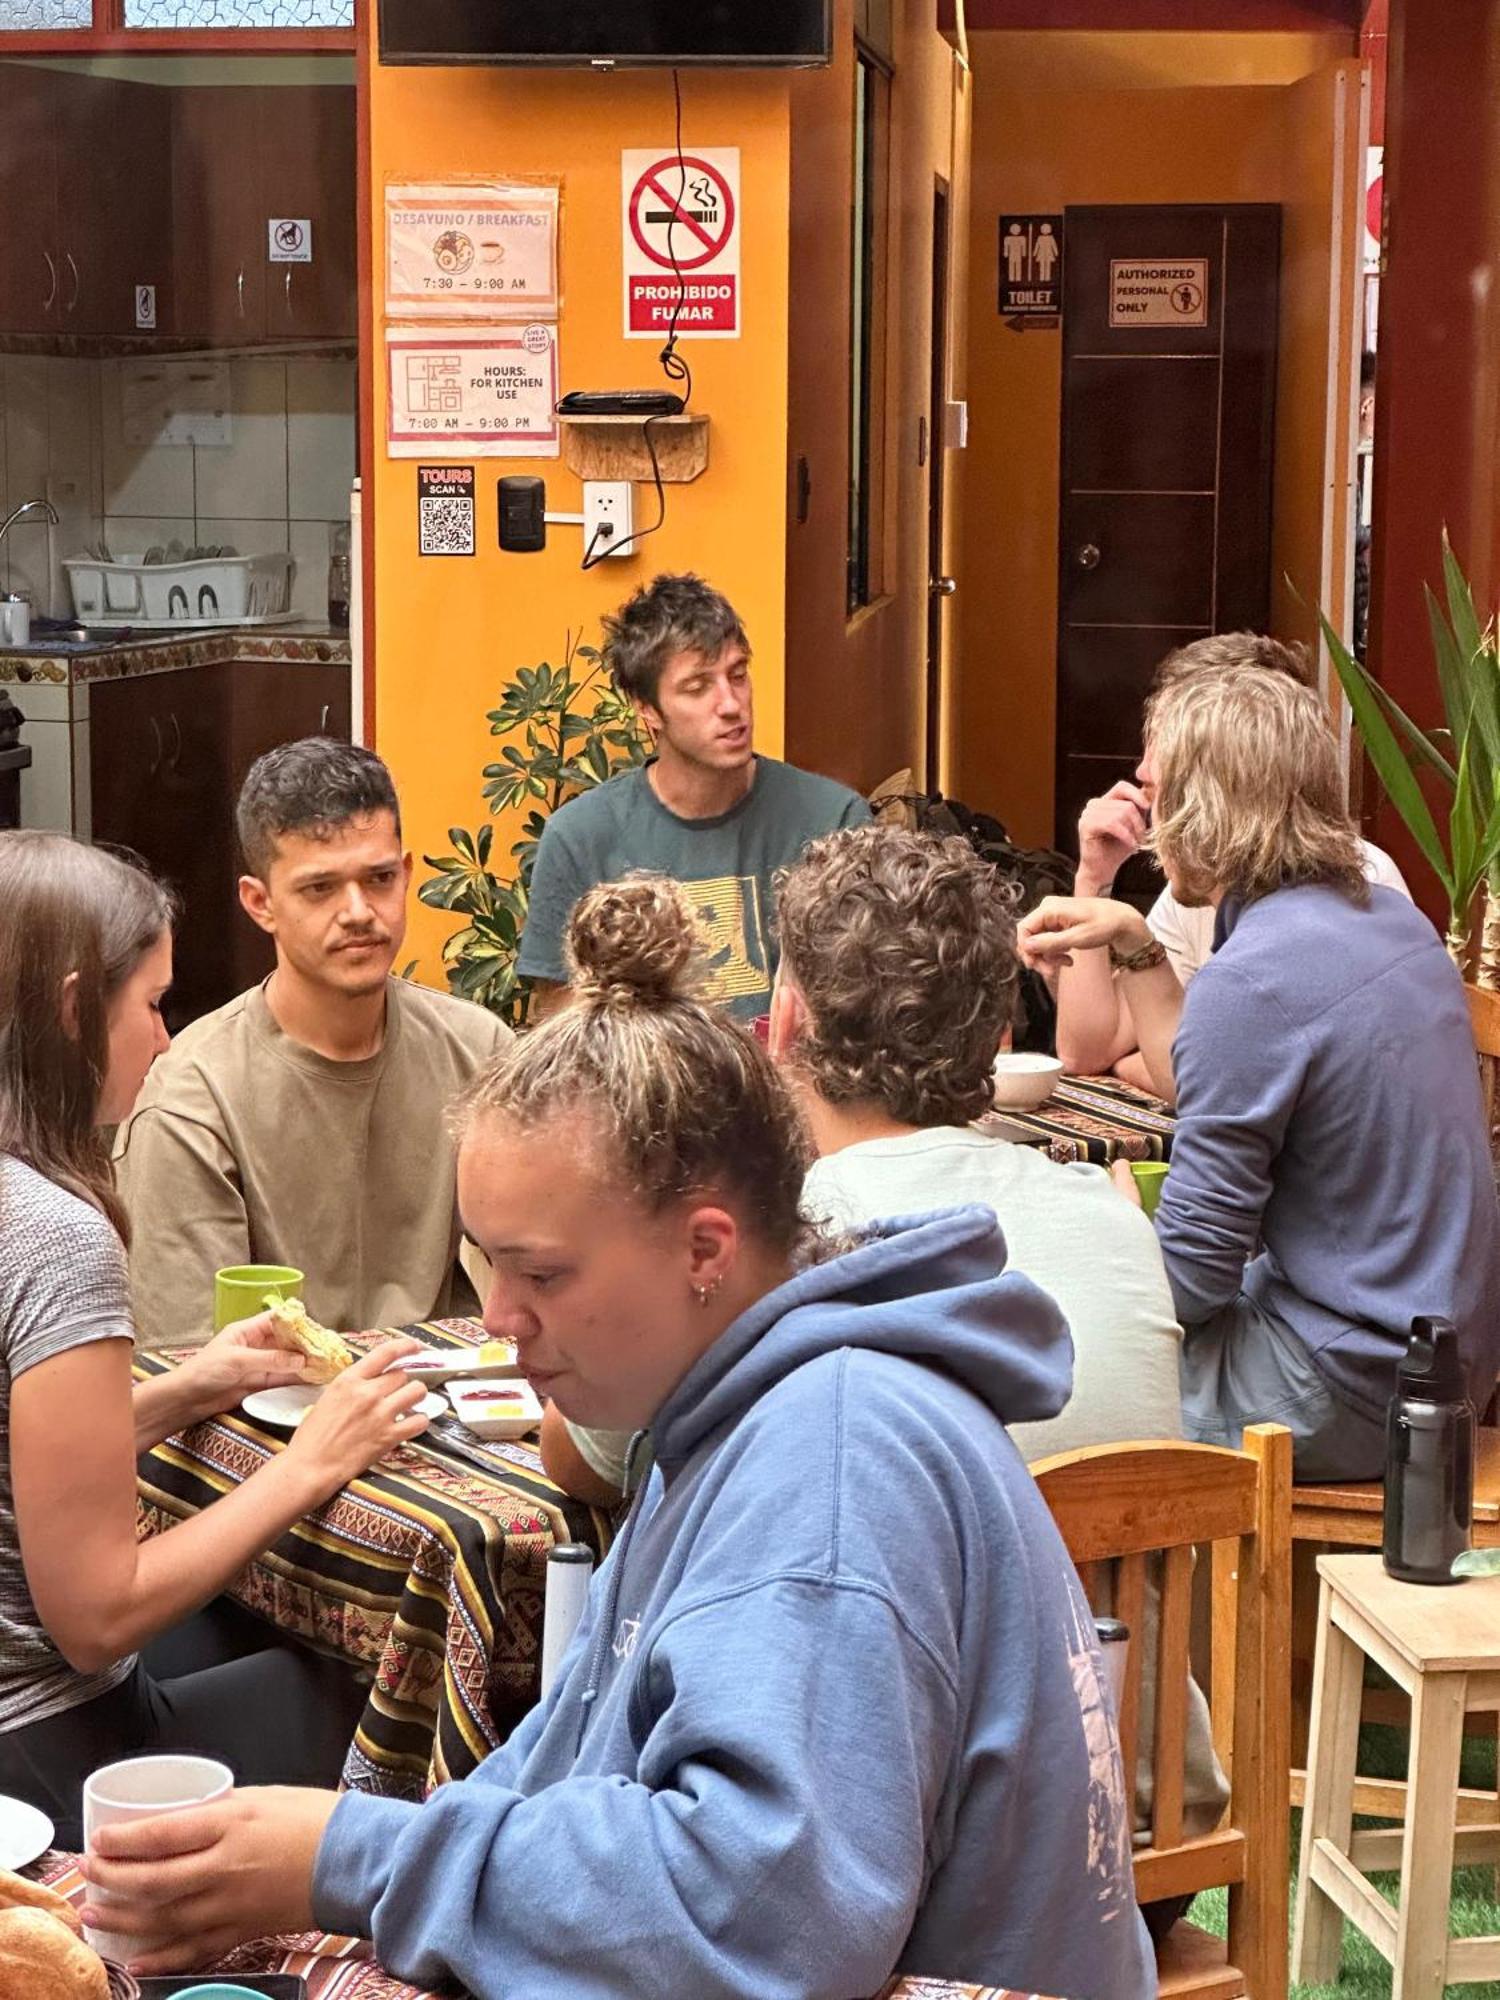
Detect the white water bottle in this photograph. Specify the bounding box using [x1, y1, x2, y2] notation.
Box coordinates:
[541, 1543, 595, 1698]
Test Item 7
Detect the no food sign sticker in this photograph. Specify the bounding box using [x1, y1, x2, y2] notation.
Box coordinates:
[622, 147, 740, 340]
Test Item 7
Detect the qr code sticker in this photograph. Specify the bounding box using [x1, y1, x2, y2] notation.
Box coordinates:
[419, 495, 475, 557]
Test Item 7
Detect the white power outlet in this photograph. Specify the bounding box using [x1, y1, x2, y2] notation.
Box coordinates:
[582, 481, 635, 560]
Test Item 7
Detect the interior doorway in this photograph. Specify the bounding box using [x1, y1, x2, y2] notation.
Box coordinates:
[1054, 203, 1280, 884]
[925, 175, 952, 793]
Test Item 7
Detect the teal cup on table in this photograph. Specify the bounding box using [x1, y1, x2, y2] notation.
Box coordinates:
[213, 1263, 303, 1334]
[1129, 1161, 1169, 1219]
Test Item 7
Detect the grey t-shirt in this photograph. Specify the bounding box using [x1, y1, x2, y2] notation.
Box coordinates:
[516, 757, 871, 1021]
[0, 1155, 137, 1732]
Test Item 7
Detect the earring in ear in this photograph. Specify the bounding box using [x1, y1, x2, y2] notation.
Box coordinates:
[694, 1272, 725, 1309]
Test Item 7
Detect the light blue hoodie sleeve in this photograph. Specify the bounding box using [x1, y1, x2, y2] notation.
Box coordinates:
[1157, 960, 1311, 1325]
[314, 1572, 958, 2000]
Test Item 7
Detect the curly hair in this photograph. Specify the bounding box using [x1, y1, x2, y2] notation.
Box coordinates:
[453, 876, 811, 1257]
[237, 738, 401, 880]
[774, 825, 1019, 1128]
[601, 573, 748, 710]
[1149, 665, 1368, 907]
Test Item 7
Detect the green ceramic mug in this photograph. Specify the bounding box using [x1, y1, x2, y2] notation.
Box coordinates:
[213, 1264, 303, 1334]
[1128, 1161, 1169, 1219]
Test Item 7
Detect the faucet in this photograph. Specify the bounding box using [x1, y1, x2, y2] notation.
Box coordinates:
[0, 498, 60, 556]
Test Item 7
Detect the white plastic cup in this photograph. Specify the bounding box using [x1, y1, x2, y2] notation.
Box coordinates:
[83, 1753, 233, 1960]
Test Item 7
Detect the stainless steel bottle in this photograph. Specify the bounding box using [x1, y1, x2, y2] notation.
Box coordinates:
[1383, 1315, 1475, 1585]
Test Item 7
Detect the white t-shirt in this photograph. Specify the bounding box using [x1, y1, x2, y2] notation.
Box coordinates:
[803, 1128, 1183, 1465]
[1146, 839, 1410, 985]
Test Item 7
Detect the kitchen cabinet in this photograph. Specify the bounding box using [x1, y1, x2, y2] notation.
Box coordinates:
[259, 87, 357, 341]
[90, 658, 350, 1025]
[171, 86, 267, 347]
[0, 66, 173, 336]
[172, 83, 355, 345]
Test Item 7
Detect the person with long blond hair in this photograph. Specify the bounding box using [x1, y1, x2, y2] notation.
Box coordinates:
[0, 832, 430, 1844]
[79, 875, 1154, 2000]
[1019, 665, 1499, 1480]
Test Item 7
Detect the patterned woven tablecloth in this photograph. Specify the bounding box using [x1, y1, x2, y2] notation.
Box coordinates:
[36, 1862, 1062, 2000]
[979, 1073, 1176, 1165]
[135, 1318, 613, 1800]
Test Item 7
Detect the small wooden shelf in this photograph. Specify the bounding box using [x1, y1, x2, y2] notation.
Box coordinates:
[559, 412, 709, 485]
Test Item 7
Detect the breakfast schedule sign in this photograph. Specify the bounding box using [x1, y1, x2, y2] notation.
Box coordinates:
[386, 182, 560, 320]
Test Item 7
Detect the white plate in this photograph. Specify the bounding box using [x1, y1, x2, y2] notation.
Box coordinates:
[242, 1384, 445, 1429]
[0, 1793, 54, 1871]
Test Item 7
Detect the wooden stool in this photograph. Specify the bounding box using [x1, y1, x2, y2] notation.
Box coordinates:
[1290, 1431, 1500, 1821]
[1292, 1553, 1500, 1998]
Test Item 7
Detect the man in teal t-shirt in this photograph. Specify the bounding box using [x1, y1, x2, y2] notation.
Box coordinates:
[517, 573, 870, 1025]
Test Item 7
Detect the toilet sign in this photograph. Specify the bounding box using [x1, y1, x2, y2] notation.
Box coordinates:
[998, 214, 1063, 317]
[622, 147, 740, 339]
[1109, 258, 1209, 328]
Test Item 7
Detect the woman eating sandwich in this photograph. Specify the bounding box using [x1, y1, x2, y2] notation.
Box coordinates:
[0, 831, 430, 1844]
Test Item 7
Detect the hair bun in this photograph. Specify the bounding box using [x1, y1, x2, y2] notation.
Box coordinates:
[566, 876, 701, 1010]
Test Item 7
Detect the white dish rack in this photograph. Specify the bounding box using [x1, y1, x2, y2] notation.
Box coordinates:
[64, 551, 296, 628]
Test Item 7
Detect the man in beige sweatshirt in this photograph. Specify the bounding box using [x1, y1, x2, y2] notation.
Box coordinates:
[115, 738, 508, 1348]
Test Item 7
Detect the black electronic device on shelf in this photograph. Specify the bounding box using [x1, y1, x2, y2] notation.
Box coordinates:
[378, 0, 831, 67]
[556, 390, 685, 418]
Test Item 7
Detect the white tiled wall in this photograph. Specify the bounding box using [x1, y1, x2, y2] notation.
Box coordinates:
[0, 352, 356, 622]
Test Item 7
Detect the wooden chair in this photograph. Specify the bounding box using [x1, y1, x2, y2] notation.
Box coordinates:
[1033, 1424, 1292, 2000]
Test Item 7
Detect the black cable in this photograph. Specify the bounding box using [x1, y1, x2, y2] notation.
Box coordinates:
[658, 67, 694, 410]
[580, 416, 669, 571]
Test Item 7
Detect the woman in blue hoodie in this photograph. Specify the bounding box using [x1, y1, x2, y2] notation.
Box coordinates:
[83, 876, 1155, 2000]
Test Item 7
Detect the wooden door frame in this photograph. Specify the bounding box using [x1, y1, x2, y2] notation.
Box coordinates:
[925, 172, 952, 793]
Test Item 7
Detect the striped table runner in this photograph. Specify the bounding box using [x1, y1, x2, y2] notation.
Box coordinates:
[135, 1318, 614, 1799]
[978, 1074, 1176, 1165]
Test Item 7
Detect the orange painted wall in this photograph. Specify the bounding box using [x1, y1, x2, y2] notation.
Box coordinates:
[957, 29, 1358, 848]
[362, 55, 792, 978]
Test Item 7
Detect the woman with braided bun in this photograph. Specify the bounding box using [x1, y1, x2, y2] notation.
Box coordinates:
[82, 874, 1153, 2000]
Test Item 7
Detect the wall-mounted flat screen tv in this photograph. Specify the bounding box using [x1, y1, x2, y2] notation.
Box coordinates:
[378, 0, 832, 67]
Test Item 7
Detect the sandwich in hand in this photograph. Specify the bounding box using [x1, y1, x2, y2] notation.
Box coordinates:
[266, 1294, 355, 1385]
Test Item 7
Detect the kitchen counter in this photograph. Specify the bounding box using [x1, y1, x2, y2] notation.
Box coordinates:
[0, 621, 352, 687]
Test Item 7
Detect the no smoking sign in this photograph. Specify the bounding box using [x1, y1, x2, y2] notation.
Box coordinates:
[622, 147, 740, 340]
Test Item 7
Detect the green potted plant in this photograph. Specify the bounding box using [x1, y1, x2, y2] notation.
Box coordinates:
[1322, 534, 1500, 984]
[419, 630, 650, 1027]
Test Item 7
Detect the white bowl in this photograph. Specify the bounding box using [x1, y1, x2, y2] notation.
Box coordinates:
[991, 1051, 1064, 1111]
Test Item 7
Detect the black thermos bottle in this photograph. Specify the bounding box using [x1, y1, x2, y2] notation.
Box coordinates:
[1383, 1315, 1475, 1585]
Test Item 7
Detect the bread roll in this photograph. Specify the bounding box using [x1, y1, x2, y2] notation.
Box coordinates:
[0, 1906, 110, 2000]
[0, 1866, 83, 1935]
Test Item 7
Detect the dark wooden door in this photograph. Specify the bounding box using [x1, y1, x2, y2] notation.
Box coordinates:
[925, 177, 952, 793]
[172, 87, 266, 345]
[1054, 204, 1280, 890]
[0, 65, 60, 335]
[258, 87, 357, 340]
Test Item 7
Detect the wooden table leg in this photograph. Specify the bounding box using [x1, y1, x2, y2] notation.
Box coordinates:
[1391, 1673, 1467, 2000]
[1292, 1582, 1366, 1987]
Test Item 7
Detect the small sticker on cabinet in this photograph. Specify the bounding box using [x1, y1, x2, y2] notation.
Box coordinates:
[134, 285, 157, 330]
[269, 219, 314, 264]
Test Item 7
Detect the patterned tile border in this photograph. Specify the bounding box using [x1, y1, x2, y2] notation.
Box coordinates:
[0, 626, 351, 687]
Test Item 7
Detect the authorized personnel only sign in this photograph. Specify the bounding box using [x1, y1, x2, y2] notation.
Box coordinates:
[622, 147, 740, 340]
[1109, 258, 1209, 328]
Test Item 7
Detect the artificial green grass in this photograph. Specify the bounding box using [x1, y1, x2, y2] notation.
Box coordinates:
[1187, 1724, 1500, 1998]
